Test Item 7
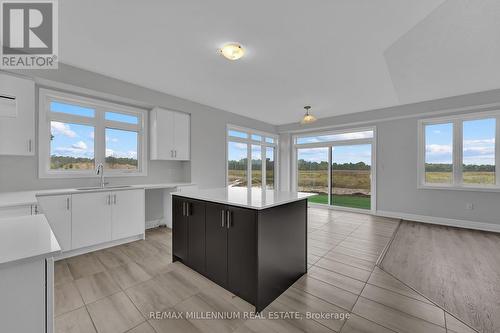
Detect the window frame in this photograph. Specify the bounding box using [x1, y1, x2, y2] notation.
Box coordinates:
[418, 110, 500, 191]
[38, 88, 148, 178]
[292, 126, 377, 212]
[226, 124, 279, 190]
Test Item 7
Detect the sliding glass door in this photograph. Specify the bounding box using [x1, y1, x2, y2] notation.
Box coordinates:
[297, 147, 329, 204]
[294, 129, 375, 210]
[331, 144, 371, 210]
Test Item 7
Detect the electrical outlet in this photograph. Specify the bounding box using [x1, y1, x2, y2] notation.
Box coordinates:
[465, 203, 474, 210]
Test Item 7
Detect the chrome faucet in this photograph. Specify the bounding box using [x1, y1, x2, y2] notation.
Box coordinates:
[96, 163, 105, 188]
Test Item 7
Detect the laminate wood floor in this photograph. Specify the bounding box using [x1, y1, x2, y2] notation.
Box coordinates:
[54, 208, 474, 333]
[381, 220, 499, 333]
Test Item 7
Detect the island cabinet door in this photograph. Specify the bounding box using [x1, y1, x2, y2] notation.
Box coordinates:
[186, 199, 206, 273]
[172, 196, 188, 261]
[205, 203, 228, 287]
[227, 206, 257, 304]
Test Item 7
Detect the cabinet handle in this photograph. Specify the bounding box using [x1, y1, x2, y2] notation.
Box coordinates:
[28, 139, 32, 153]
[113, 194, 117, 205]
[106, 195, 110, 205]
[186, 202, 190, 216]
[66, 197, 70, 210]
[221, 210, 226, 228]
[174, 150, 177, 158]
[182, 202, 186, 216]
[171, 150, 173, 158]
[226, 210, 231, 228]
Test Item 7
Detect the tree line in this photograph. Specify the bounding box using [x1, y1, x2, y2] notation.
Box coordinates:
[228, 158, 274, 170]
[50, 155, 137, 169]
[297, 160, 370, 170]
[425, 163, 494, 172]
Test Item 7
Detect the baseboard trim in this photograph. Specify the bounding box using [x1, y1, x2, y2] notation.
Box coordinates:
[55, 234, 144, 260]
[376, 210, 500, 233]
[146, 218, 164, 229]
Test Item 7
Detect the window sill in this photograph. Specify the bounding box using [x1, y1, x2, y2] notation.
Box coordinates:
[418, 184, 500, 193]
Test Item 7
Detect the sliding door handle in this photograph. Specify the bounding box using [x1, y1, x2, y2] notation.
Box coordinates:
[226, 210, 231, 228]
[221, 210, 226, 227]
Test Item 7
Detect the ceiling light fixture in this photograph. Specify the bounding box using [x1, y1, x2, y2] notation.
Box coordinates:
[219, 43, 245, 60]
[300, 105, 317, 124]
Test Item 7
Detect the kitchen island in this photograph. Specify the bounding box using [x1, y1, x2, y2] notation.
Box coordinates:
[171, 187, 313, 312]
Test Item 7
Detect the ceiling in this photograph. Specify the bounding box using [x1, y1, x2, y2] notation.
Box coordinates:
[57, 0, 499, 125]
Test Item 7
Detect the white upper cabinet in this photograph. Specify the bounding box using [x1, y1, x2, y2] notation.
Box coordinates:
[0, 74, 35, 156]
[150, 107, 190, 161]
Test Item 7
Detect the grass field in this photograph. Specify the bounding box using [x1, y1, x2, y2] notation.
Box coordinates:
[228, 169, 275, 188]
[307, 193, 371, 209]
[425, 172, 495, 184]
[297, 169, 371, 190]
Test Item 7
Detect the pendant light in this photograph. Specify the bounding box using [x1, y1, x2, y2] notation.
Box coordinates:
[300, 105, 317, 124]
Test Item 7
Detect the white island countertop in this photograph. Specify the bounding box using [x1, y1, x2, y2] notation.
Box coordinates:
[172, 187, 315, 210]
[0, 215, 61, 267]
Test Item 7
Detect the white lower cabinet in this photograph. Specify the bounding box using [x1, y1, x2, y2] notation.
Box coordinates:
[0, 258, 49, 333]
[37, 195, 72, 251]
[72, 191, 113, 249]
[46, 189, 146, 251]
[111, 189, 145, 240]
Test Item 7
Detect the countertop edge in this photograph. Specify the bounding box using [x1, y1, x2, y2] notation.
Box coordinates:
[171, 192, 311, 210]
[0, 183, 195, 208]
[0, 215, 61, 268]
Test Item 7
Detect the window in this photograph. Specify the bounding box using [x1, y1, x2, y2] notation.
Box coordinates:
[424, 122, 453, 184]
[419, 112, 499, 189]
[294, 128, 375, 210]
[462, 118, 495, 185]
[296, 130, 373, 144]
[39, 89, 147, 178]
[227, 125, 278, 189]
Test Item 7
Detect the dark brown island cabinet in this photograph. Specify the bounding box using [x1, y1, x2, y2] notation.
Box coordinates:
[171, 188, 312, 312]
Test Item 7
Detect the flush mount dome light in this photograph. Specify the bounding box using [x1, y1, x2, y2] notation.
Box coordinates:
[219, 43, 245, 60]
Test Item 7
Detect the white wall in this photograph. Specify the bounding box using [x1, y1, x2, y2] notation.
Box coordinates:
[279, 89, 500, 229]
[0, 64, 276, 192]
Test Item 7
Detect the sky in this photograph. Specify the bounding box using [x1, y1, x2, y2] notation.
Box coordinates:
[228, 131, 373, 165]
[296, 145, 372, 165]
[425, 119, 495, 165]
[50, 102, 138, 160]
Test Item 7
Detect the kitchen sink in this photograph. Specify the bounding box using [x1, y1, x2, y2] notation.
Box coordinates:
[75, 185, 133, 191]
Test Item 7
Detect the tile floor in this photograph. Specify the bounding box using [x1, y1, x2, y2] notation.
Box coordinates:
[54, 208, 476, 333]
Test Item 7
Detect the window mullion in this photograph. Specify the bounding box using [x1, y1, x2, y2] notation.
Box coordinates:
[453, 119, 463, 185]
[262, 144, 266, 189]
[247, 143, 252, 188]
[95, 107, 105, 168]
[328, 146, 332, 206]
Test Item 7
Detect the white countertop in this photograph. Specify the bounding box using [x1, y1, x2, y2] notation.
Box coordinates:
[172, 187, 314, 210]
[0, 182, 194, 208]
[0, 215, 61, 267]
